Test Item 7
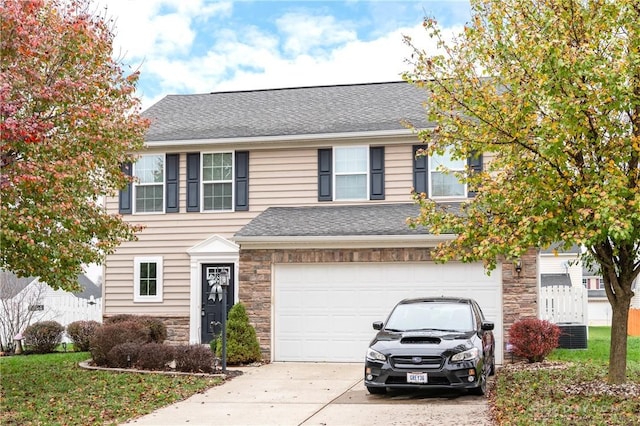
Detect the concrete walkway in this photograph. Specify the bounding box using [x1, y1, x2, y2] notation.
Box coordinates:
[123, 363, 493, 426]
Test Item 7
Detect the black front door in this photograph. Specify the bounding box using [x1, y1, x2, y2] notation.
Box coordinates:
[201, 264, 234, 344]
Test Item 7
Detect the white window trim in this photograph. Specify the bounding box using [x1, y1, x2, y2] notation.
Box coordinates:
[428, 152, 467, 200]
[201, 151, 235, 212]
[134, 256, 163, 303]
[133, 154, 165, 214]
[333, 145, 369, 201]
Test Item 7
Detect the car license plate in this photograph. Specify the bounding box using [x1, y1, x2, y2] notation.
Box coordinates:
[407, 373, 428, 384]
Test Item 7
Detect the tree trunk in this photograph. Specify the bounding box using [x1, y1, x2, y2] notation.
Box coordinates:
[608, 293, 632, 384]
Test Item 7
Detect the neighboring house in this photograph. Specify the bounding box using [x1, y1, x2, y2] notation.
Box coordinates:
[103, 81, 538, 364]
[0, 271, 102, 348]
[539, 244, 582, 288]
[539, 246, 639, 326]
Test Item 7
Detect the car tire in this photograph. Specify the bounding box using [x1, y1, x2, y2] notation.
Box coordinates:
[489, 357, 496, 376]
[367, 386, 387, 395]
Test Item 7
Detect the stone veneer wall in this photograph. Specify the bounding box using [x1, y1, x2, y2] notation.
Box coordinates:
[239, 247, 539, 363]
[501, 248, 540, 355]
[103, 315, 190, 346]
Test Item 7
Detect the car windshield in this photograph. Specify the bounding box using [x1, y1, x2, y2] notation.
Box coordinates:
[384, 302, 474, 332]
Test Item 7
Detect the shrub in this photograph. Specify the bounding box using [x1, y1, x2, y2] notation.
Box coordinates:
[23, 321, 64, 354]
[107, 342, 141, 368]
[104, 314, 136, 324]
[509, 318, 561, 363]
[215, 303, 262, 365]
[136, 343, 175, 371]
[66, 320, 100, 352]
[90, 320, 150, 366]
[140, 317, 167, 344]
[175, 344, 214, 373]
[104, 315, 166, 343]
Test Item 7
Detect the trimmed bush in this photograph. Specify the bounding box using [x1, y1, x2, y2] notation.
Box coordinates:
[136, 343, 175, 371]
[90, 320, 150, 366]
[215, 303, 262, 365]
[107, 342, 141, 368]
[509, 318, 561, 363]
[175, 344, 214, 373]
[104, 314, 137, 324]
[23, 321, 64, 354]
[66, 320, 100, 352]
[104, 315, 166, 343]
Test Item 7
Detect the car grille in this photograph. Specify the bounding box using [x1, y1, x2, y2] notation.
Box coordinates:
[390, 355, 444, 369]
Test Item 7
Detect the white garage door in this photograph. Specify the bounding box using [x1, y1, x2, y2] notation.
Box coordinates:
[273, 262, 503, 364]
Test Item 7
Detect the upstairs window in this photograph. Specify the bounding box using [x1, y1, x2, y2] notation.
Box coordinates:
[413, 146, 481, 199]
[317, 146, 384, 201]
[134, 154, 164, 213]
[335, 146, 368, 200]
[202, 152, 233, 211]
[429, 149, 466, 198]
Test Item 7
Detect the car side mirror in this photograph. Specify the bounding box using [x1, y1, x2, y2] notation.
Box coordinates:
[481, 321, 494, 331]
[372, 321, 384, 330]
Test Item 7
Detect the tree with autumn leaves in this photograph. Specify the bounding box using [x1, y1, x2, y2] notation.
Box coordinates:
[1, 0, 147, 291]
[404, 0, 639, 384]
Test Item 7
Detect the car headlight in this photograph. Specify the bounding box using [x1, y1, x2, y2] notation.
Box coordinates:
[450, 347, 480, 362]
[366, 347, 386, 362]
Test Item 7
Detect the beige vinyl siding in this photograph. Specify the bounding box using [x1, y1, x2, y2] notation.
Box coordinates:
[102, 139, 433, 314]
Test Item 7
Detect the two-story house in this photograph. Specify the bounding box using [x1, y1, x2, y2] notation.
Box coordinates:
[103, 81, 538, 364]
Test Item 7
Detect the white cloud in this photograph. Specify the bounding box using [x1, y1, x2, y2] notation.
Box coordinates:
[101, 0, 231, 61]
[99, 1, 466, 109]
[276, 13, 358, 56]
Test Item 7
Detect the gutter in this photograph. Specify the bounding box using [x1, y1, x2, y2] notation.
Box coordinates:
[144, 128, 432, 149]
[231, 234, 456, 250]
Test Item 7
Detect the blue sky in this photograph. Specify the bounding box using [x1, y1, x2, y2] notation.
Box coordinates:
[99, 1, 472, 110]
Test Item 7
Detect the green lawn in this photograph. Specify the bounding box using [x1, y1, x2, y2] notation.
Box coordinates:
[0, 352, 222, 425]
[490, 327, 640, 426]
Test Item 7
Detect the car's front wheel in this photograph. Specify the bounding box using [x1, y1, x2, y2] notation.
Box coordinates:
[366, 386, 387, 395]
[469, 370, 487, 396]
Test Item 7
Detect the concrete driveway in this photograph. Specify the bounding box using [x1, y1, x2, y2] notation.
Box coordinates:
[123, 363, 493, 426]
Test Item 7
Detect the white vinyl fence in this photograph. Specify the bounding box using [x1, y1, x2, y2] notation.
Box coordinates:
[33, 295, 103, 326]
[540, 285, 588, 324]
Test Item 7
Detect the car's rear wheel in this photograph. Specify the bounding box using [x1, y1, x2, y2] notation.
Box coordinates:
[488, 357, 496, 376]
[367, 386, 387, 395]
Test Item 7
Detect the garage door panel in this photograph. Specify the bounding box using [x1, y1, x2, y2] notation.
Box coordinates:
[274, 263, 502, 363]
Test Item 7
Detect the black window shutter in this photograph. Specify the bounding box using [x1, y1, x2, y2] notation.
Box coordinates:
[119, 162, 132, 214]
[186, 153, 200, 212]
[318, 149, 332, 201]
[369, 146, 385, 200]
[467, 153, 483, 197]
[165, 154, 179, 213]
[235, 151, 249, 211]
[413, 145, 428, 195]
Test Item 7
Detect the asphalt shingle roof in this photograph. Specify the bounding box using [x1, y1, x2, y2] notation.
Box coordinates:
[234, 203, 462, 238]
[540, 274, 572, 287]
[142, 81, 433, 142]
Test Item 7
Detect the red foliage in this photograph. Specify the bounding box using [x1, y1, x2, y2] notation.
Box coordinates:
[509, 318, 561, 363]
[0, 0, 148, 291]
